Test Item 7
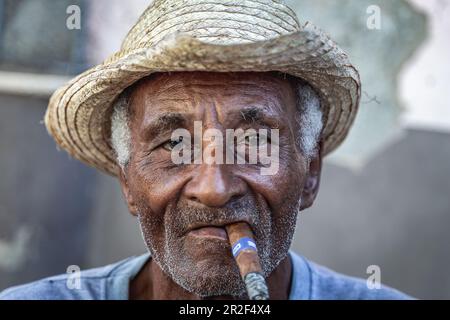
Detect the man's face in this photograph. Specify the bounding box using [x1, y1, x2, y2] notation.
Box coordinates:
[119, 72, 321, 297]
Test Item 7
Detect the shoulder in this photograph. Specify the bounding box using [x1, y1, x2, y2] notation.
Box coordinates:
[307, 260, 413, 300]
[0, 255, 147, 300]
[289, 251, 414, 300]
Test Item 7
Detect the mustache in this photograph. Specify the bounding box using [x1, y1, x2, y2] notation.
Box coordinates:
[168, 197, 262, 236]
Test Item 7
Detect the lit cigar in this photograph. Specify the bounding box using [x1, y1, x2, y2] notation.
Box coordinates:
[225, 222, 269, 300]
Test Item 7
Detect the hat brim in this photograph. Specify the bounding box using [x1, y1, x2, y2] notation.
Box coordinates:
[45, 25, 361, 176]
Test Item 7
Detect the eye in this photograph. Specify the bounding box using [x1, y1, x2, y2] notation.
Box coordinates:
[162, 136, 184, 151]
[243, 132, 269, 146]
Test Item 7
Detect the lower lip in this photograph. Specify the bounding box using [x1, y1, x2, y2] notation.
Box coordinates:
[188, 226, 228, 241]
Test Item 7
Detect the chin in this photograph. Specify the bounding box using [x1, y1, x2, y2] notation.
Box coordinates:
[163, 246, 247, 298]
[182, 265, 247, 298]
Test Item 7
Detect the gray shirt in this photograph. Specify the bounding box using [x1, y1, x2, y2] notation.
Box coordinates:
[0, 250, 412, 300]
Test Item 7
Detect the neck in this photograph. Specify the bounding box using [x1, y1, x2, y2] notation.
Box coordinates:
[129, 254, 292, 300]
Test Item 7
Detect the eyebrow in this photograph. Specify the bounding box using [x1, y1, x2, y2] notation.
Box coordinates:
[237, 106, 281, 129]
[141, 112, 188, 140]
[140, 107, 281, 141]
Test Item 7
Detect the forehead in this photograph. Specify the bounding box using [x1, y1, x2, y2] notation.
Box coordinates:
[128, 72, 297, 122]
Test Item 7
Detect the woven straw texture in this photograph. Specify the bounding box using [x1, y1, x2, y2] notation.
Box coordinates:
[45, 0, 361, 176]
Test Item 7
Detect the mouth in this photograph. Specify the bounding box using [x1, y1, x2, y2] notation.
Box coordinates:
[185, 220, 253, 241]
[187, 226, 228, 241]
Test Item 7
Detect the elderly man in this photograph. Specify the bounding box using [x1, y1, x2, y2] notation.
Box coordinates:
[1, 0, 411, 300]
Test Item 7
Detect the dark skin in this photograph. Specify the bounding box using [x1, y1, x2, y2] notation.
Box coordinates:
[118, 72, 322, 300]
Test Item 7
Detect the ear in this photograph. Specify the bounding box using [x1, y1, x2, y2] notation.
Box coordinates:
[118, 167, 138, 216]
[299, 142, 323, 210]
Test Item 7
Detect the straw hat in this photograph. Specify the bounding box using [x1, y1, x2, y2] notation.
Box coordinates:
[45, 0, 361, 176]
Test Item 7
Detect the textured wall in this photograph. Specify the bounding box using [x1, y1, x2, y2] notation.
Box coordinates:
[294, 129, 450, 299]
[0, 0, 87, 74]
[285, 0, 428, 167]
[0, 94, 97, 289]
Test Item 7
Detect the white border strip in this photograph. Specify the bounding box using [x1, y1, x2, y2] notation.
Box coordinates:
[0, 71, 71, 97]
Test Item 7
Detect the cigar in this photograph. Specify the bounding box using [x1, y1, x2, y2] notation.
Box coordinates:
[225, 222, 269, 300]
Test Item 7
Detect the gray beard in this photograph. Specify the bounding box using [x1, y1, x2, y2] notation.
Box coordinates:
[136, 195, 302, 298]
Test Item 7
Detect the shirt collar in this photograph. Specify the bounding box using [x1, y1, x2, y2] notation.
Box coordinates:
[107, 250, 310, 300]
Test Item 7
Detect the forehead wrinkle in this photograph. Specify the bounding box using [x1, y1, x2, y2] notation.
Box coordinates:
[134, 74, 294, 129]
[154, 78, 287, 97]
[209, 90, 291, 131]
[136, 71, 292, 95]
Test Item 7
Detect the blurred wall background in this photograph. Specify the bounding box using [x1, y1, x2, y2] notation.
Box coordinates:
[0, 0, 449, 299]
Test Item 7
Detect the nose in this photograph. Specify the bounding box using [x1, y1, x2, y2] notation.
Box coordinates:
[184, 165, 247, 207]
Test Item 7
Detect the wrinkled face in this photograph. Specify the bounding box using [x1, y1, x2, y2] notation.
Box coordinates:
[119, 72, 321, 297]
